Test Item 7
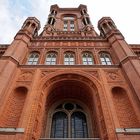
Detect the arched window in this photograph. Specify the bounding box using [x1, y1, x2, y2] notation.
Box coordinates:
[100, 52, 112, 65]
[108, 22, 115, 29]
[64, 52, 75, 65]
[45, 52, 57, 65]
[50, 103, 88, 138]
[71, 112, 88, 138]
[0, 51, 4, 58]
[102, 23, 109, 33]
[51, 112, 68, 138]
[27, 52, 39, 65]
[82, 17, 90, 25]
[82, 52, 94, 65]
[48, 17, 55, 25]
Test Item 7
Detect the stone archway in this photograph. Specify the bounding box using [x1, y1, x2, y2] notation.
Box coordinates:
[43, 79, 99, 138]
[31, 71, 116, 140]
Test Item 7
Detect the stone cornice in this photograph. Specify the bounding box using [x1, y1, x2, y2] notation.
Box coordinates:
[120, 55, 139, 65]
[1, 56, 19, 65]
[116, 128, 140, 134]
[32, 36, 106, 41]
[0, 44, 9, 48]
[0, 128, 24, 134]
[19, 64, 120, 69]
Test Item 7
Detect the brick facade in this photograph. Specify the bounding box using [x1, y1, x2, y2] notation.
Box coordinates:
[0, 4, 140, 140]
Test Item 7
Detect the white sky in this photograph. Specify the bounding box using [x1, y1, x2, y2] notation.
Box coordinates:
[0, 0, 140, 44]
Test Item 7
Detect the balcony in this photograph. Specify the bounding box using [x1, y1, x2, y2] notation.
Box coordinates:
[39, 138, 100, 140]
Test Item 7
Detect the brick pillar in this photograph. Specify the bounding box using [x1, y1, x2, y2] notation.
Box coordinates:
[98, 17, 140, 102]
[0, 17, 40, 111]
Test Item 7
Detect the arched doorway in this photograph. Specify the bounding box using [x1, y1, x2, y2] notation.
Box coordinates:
[40, 74, 103, 139]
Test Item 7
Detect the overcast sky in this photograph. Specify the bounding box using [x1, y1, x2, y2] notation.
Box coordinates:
[0, 0, 140, 44]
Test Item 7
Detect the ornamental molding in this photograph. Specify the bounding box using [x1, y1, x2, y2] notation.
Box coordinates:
[46, 48, 59, 53]
[17, 70, 35, 82]
[104, 70, 123, 82]
[32, 36, 105, 41]
[83, 70, 99, 79]
[95, 48, 111, 53]
[41, 70, 56, 78]
[29, 48, 42, 53]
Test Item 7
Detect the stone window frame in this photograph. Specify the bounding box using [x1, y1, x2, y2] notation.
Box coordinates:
[45, 51, 58, 65]
[82, 51, 94, 65]
[27, 51, 40, 65]
[64, 51, 75, 65]
[62, 15, 76, 31]
[45, 101, 92, 138]
[99, 51, 112, 65]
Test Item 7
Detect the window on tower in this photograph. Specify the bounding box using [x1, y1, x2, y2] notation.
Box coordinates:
[135, 51, 140, 58]
[63, 16, 75, 31]
[63, 21, 68, 31]
[70, 20, 75, 31]
[27, 52, 39, 65]
[82, 17, 90, 25]
[0, 52, 4, 58]
[48, 17, 55, 25]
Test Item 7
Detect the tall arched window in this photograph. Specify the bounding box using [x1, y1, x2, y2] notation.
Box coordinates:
[64, 52, 75, 65]
[82, 52, 94, 65]
[45, 52, 57, 65]
[100, 52, 112, 65]
[50, 103, 88, 138]
[27, 52, 39, 65]
[71, 112, 88, 138]
[51, 112, 68, 138]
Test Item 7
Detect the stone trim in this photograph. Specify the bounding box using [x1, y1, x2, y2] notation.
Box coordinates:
[1, 55, 19, 65]
[116, 128, 140, 134]
[39, 138, 101, 140]
[32, 37, 105, 41]
[120, 55, 139, 65]
[0, 128, 24, 134]
[19, 64, 120, 68]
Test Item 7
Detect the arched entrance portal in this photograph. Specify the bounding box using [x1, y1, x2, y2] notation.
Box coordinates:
[39, 73, 107, 140]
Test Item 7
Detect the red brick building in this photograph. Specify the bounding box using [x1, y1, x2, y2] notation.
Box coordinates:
[0, 4, 140, 140]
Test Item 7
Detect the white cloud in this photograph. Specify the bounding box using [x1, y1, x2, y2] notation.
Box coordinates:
[0, 0, 140, 44]
[0, 0, 28, 43]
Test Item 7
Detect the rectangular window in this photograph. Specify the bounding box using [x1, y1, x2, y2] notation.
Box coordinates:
[70, 20, 75, 31]
[63, 21, 68, 31]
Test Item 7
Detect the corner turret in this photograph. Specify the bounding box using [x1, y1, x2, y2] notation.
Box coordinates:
[16, 17, 40, 39]
[98, 17, 123, 39]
